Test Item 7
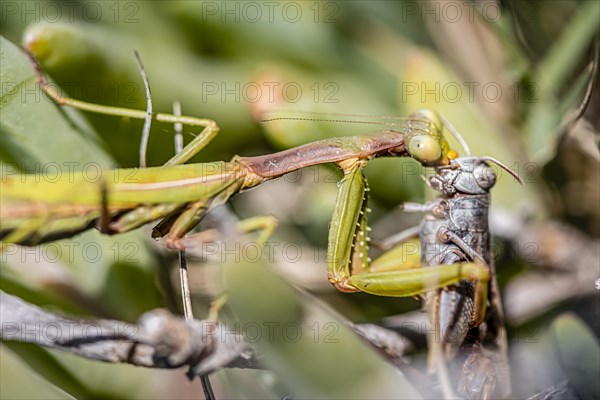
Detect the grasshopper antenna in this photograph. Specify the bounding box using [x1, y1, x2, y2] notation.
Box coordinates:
[134, 50, 153, 168]
[439, 115, 471, 156]
[481, 156, 525, 185]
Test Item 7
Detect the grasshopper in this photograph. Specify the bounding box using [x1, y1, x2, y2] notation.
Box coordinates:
[376, 156, 522, 399]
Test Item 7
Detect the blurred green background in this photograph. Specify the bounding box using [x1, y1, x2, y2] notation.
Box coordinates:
[1, 1, 598, 399]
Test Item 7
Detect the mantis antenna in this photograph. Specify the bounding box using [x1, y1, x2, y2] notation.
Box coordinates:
[439, 115, 471, 156]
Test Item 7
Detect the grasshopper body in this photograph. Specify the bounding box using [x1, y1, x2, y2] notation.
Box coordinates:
[419, 157, 510, 399]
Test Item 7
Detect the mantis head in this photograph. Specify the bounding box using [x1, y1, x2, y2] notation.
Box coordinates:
[405, 109, 469, 167]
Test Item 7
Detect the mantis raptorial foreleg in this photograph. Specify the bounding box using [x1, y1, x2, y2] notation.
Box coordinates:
[325, 160, 490, 325]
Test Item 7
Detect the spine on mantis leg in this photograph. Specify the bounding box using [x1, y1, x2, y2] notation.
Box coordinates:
[300, 113, 457, 292]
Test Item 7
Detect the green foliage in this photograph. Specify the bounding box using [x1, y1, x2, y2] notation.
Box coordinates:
[552, 313, 600, 400]
[1, 1, 598, 398]
[1, 34, 163, 399]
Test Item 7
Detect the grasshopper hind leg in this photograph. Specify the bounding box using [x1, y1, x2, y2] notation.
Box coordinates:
[431, 251, 477, 360]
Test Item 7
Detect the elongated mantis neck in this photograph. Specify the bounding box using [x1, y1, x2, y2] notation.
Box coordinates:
[235, 131, 407, 180]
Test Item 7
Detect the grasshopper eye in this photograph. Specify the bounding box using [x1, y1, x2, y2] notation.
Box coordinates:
[474, 163, 496, 189]
[408, 135, 442, 165]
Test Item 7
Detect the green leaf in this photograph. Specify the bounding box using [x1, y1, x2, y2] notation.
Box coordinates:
[21, 22, 261, 166]
[552, 313, 600, 400]
[1, 344, 77, 400]
[3, 342, 96, 399]
[1, 34, 164, 397]
[534, 1, 599, 96]
[525, 1, 599, 158]
[224, 239, 421, 399]
[0, 35, 113, 171]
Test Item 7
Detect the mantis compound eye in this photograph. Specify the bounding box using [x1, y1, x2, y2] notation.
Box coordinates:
[473, 162, 496, 190]
[408, 135, 442, 166]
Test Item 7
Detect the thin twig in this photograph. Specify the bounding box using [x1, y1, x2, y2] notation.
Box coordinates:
[172, 101, 194, 324]
[0, 291, 255, 374]
[178, 250, 194, 322]
[173, 101, 215, 400]
[134, 50, 153, 168]
[28, 50, 216, 130]
[1, 291, 423, 379]
[173, 100, 184, 154]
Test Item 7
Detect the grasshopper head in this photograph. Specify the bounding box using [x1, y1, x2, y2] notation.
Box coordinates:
[430, 157, 498, 195]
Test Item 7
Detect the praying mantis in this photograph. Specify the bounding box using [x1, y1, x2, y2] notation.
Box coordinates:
[1, 59, 459, 249]
[0, 57, 520, 399]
